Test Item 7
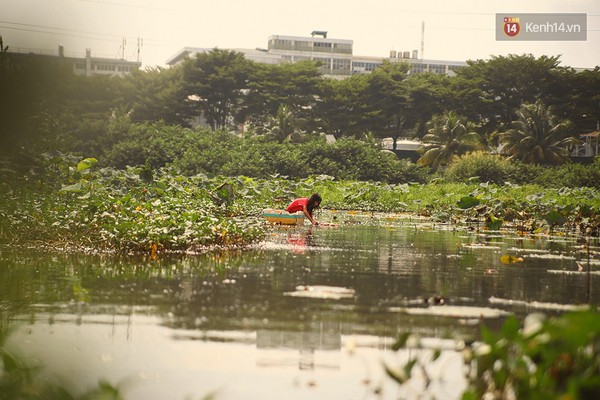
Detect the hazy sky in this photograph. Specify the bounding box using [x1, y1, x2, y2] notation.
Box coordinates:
[1, 0, 599, 69]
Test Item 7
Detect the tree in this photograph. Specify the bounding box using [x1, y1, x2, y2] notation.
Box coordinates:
[401, 72, 453, 139]
[182, 49, 252, 130]
[242, 60, 322, 134]
[0, 35, 9, 72]
[267, 104, 306, 142]
[453, 54, 567, 132]
[418, 111, 481, 170]
[0, 48, 84, 158]
[125, 65, 188, 126]
[563, 67, 600, 133]
[363, 61, 411, 143]
[500, 99, 575, 165]
[313, 74, 372, 138]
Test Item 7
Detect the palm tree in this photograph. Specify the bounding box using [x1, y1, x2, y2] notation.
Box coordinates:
[417, 111, 481, 170]
[268, 104, 306, 142]
[500, 100, 574, 165]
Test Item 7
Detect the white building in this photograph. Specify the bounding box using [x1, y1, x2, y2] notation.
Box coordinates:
[165, 32, 466, 79]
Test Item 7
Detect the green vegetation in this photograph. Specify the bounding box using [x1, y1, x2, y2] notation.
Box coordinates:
[1, 152, 599, 253]
[1, 41, 600, 249]
[386, 309, 600, 400]
[501, 100, 575, 165]
[2, 45, 599, 167]
[418, 111, 481, 170]
[0, 155, 267, 253]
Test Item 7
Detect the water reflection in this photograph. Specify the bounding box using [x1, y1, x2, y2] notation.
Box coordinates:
[1, 222, 599, 399]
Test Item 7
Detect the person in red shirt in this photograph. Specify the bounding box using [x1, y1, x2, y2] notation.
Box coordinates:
[286, 193, 322, 225]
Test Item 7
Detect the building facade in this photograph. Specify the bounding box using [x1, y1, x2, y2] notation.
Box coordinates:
[267, 32, 353, 77]
[165, 32, 466, 79]
[6, 45, 141, 77]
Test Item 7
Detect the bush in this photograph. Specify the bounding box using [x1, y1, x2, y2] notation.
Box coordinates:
[445, 152, 533, 184]
[533, 158, 600, 189]
[103, 121, 199, 169]
[98, 120, 600, 188]
[178, 134, 428, 183]
[174, 129, 238, 175]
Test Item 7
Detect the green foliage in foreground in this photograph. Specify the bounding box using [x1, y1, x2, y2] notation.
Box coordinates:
[463, 310, 600, 400]
[387, 309, 600, 400]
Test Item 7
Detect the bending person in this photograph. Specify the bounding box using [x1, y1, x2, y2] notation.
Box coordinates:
[286, 193, 322, 226]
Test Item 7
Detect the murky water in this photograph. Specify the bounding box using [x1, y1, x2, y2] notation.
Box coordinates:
[1, 219, 599, 400]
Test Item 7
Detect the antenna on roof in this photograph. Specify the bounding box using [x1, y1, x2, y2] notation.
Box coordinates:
[119, 37, 126, 59]
[420, 22, 425, 60]
[137, 37, 143, 63]
[311, 31, 328, 38]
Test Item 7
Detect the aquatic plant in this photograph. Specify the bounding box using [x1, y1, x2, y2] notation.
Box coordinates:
[463, 309, 600, 400]
[0, 156, 267, 253]
[1, 153, 599, 254]
[386, 309, 600, 400]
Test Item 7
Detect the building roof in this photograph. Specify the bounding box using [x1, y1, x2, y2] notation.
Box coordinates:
[165, 47, 285, 66]
[268, 34, 353, 45]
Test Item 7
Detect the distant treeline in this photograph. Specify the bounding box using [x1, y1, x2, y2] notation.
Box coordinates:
[1, 39, 599, 175]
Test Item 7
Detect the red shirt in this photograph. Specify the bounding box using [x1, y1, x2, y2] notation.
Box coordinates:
[286, 198, 308, 213]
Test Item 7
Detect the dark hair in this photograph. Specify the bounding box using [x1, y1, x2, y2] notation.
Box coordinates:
[307, 193, 322, 213]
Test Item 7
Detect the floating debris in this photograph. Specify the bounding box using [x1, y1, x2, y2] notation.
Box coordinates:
[284, 285, 356, 300]
[462, 244, 502, 250]
[548, 270, 600, 276]
[505, 248, 548, 254]
[387, 305, 510, 318]
[488, 296, 589, 311]
[525, 253, 576, 260]
[422, 296, 448, 305]
[500, 254, 524, 264]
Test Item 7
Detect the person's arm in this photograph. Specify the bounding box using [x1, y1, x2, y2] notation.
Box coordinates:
[302, 205, 319, 225]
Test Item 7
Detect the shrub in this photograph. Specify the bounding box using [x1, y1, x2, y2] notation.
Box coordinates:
[445, 151, 531, 184]
[103, 122, 199, 169]
[174, 129, 239, 175]
[533, 158, 600, 189]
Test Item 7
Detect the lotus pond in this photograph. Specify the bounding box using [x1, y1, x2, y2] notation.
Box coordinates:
[1, 212, 599, 400]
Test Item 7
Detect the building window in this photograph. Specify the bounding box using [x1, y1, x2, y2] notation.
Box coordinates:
[333, 43, 352, 54]
[411, 63, 427, 73]
[314, 57, 331, 70]
[429, 64, 446, 74]
[313, 42, 336, 53]
[95, 64, 117, 71]
[294, 41, 312, 51]
[332, 58, 350, 72]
